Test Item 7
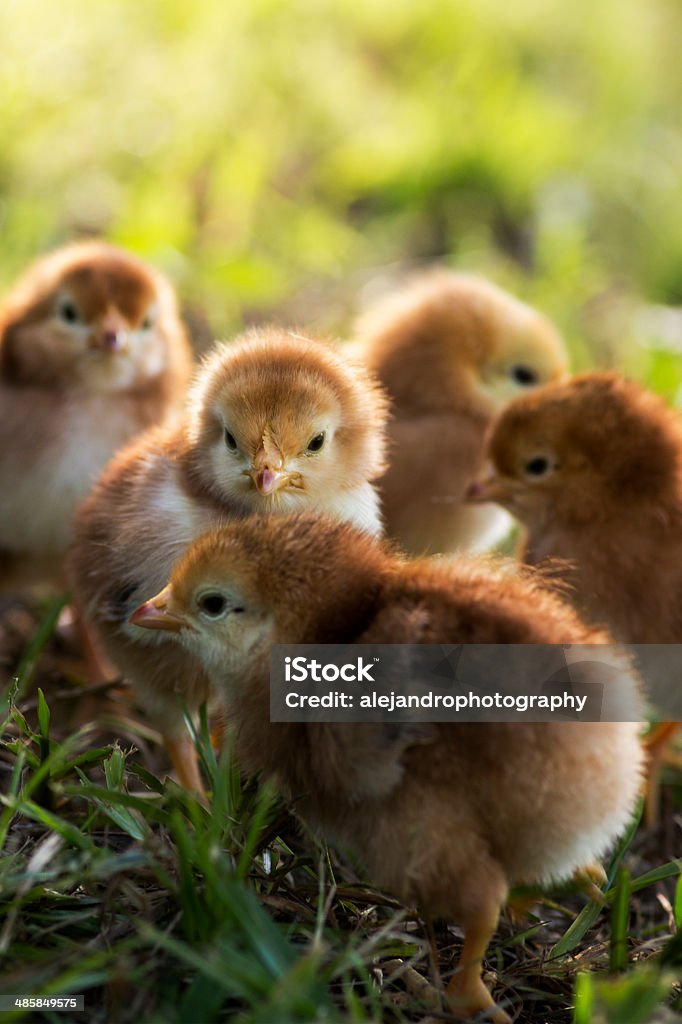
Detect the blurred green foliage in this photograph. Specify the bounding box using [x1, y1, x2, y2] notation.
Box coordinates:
[1, 0, 682, 387]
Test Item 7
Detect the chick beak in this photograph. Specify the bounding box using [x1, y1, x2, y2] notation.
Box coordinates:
[248, 435, 290, 496]
[466, 467, 516, 504]
[91, 310, 129, 353]
[252, 465, 291, 495]
[129, 587, 188, 633]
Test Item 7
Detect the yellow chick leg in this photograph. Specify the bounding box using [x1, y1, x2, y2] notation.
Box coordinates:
[643, 722, 681, 827]
[164, 734, 206, 797]
[446, 908, 510, 1024]
[572, 861, 607, 904]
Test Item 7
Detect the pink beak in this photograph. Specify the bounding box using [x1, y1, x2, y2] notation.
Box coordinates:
[91, 309, 129, 353]
[256, 466, 281, 495]
[129, 589, 187, 633]
[465, 470, 516, 504]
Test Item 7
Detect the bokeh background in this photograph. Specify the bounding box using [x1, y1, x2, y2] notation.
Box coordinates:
[2, 0, 682, 390]
[2, 7, 682, 1021]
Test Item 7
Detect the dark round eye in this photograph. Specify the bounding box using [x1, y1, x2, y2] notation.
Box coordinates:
[306, 432, 326, 453]
[511, 365, 539, 386]
[197, 592, 228, 618]
[141, 313, 153, 330]
[57, 299, 80, 324]
[225, 429, 238, 452]
[524, 456, 551, 477]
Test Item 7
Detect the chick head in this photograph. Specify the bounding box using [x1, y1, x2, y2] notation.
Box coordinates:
[470, 372, 682, 526]
[129, 513, 388, 680]
[186, 328, 388, 511]
[0, 241, 185, 392]
[361, 271, 568, 417]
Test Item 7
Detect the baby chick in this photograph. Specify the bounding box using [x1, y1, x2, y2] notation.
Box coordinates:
[468, 371, 682, 817]
[71, 328, 388, 792]
[131, 513, 643, 1023]
[356, 271, 568, 555]
[0, 240, 192, 591]
[469, 372, 682, 639]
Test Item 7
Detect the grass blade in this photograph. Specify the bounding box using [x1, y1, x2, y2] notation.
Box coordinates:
[609, 867, 630, 973]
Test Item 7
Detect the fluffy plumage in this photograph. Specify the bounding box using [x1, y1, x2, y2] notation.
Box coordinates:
[470, 372, 682, 639]
[469, 371, 682, 820]
[356, 271, 568, 555]
[71, 327, 388, 791]
[0, 240, 191, 590]
[131, 513, 643, 1023]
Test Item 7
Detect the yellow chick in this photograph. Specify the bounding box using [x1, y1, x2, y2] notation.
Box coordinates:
[131, 512, 644, 1023]
[0, 240, 192, 592]
[356, 271, 568, 555]
[71, 328, 388, 792]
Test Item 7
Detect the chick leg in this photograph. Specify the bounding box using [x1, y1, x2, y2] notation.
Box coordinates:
[572, 861, 607, 903]
[446, 907, 510, 1024]
[643, 722, 680, 827]
[72, 604, 118, 683]
[164, 734, 206, 797]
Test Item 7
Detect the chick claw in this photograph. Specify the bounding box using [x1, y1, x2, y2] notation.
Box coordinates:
[447, 974, 511, 1024]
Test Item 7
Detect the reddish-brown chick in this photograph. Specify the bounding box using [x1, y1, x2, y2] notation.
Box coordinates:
[131, 513, 643, 1023]
[355, 271, 568, 555]
[71, 328, 388, 793]
[0, 240, 192, 591]
[469, 371, 682, 815]
[471, 372, 682, 641]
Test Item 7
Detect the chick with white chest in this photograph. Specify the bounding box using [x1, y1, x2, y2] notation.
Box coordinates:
[0, 240, 191, 590]
[355, 271, 568, 555]
[71, 327, 388, 792]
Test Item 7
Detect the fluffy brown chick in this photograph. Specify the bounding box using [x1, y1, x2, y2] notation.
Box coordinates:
[356, 271, 568, 555]
[131, 513, 643, 1023]
[0, 240, 192, 591]
[470, 372, 682, 640]
[469, 371, 682, 818]
[71, 327, 388, 792]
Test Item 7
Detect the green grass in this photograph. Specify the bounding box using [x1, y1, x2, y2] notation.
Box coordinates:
[0, 605, 680, 1023]
[1, 3, 682, 1019]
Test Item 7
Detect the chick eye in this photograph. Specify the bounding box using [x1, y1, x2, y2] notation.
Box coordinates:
[57, 299, 80, 325]
[306, 432, 326, 453]
[224, 429, 238, 452]
[141, 312, 154, 330]
[197, 592, 228, 618]
[510, 365, 539, 386]
[524, 456, 552, 477]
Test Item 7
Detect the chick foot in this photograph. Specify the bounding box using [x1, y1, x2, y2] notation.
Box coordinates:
[447, 972, 510, 1024]
[446, 913, 510, 1024]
